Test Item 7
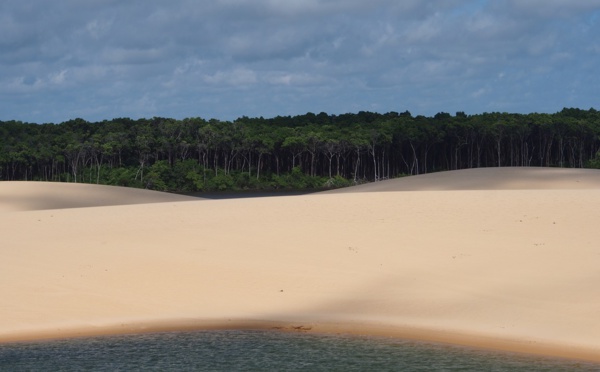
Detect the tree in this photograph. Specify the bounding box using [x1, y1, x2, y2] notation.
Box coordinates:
[1, 108, 600, 192]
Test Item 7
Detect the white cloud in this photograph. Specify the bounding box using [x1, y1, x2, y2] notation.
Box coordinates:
[203, 68, 258, 86]
[264, 71, 329, 86]
[85, 18, 113, 40]
[49, 69, 68, 85]
[471, 87, 487, 98]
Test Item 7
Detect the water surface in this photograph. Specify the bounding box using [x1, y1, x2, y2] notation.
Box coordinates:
[1, 330, 598, 371]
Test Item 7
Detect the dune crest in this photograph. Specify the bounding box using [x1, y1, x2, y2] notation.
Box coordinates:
[1, 168, 599, 363]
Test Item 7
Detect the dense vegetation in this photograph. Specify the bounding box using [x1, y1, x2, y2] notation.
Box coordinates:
[2, 108, 600, 192]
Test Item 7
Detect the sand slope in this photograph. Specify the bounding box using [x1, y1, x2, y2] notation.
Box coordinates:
[325, 167, 600, 192]
[1, 168, 599, 362]
[0, 181, 198, 211]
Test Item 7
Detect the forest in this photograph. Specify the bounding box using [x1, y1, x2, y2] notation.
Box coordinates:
[1, 108, 600, 192]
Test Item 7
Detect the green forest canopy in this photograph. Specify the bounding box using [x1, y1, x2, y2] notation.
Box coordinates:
[2, 108, 600, 192]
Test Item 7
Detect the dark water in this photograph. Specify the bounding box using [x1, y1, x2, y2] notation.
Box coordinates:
[1, 331, 598, 371]
[180, 190, 319, 199]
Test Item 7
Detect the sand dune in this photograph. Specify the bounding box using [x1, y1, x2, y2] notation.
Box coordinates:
[1, 168, 599, 363]
[0, 181, 198, 211]
[325, 167, 600, 192]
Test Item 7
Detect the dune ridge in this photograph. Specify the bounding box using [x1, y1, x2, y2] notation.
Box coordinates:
[1, 168, 599, 363]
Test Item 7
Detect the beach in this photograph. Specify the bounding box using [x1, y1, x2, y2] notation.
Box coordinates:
[1, 167, 599, 363]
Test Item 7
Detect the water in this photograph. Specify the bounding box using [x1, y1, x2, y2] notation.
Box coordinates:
[181, 190, 318, 200]
[1, 330, 597, 371]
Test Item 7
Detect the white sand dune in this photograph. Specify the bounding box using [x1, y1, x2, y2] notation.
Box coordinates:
[0, 181, 198, 211]
[1, 168, 599, 363]
[325, 167, 600, 192]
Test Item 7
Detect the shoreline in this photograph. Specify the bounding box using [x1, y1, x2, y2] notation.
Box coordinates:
[2, 319, 599, 364]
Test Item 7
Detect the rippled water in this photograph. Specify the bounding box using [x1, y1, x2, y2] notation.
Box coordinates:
[1, 330, 598, 371]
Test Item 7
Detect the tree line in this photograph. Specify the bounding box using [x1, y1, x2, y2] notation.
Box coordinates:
[1, 108, 600, 192]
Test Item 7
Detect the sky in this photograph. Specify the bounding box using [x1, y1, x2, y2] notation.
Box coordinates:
[1, 0, 600, 124]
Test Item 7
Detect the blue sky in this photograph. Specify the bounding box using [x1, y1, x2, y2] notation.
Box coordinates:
[1, 0, 599, 123]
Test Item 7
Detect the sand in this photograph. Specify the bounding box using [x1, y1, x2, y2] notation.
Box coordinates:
[0, 181, 198, 211]
[1, 167, 599, 363]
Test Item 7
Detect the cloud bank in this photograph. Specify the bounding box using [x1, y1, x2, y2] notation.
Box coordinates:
[1, 0, 599, 122]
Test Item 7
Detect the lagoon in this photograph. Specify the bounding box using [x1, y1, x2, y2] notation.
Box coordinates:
[1, 330, 597, 371]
